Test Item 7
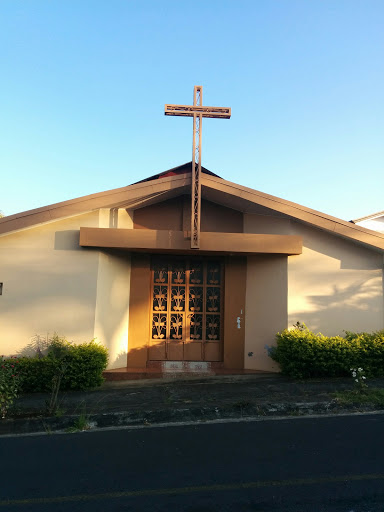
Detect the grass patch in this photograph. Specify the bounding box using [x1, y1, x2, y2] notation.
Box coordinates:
[333, 388, 384, 406]
[66, 412, 91, 433]
[233, 400, 253, 410]
[65, 401, 91, 433]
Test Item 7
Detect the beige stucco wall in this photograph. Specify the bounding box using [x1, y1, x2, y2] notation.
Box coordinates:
[93, 251, 131, 369]
[243, 214, 384, 372]
[244, 255, 287, 372]
[0, 209, 133, 369]
[95, 208, 133, 369]
[288, 221, 383, 335]
[92, 207, 133, 369]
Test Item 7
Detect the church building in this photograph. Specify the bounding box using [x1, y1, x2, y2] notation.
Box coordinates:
[1, 161, 383, 374]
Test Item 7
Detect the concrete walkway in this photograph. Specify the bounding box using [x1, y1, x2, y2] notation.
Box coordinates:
[2, 373, 384, 436]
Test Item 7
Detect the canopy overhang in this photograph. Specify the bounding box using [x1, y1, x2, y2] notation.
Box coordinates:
[79, 227, 302, 256]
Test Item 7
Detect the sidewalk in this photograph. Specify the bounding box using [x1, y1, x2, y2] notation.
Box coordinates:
[2, 373, 384, 436]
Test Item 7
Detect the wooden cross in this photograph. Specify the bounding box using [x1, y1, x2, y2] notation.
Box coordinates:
[165, 86, 231, 249]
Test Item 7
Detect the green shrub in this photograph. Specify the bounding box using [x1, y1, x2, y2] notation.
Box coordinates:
[17, 357, 58, 393]
[17, 339, 108, 393]
[0, 356, 22, 417]
[59, 341, 109, 390]
[269, 324, 384, 379]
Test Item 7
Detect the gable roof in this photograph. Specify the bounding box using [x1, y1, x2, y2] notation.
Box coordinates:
[133, 162, 221, 183]
[353, 210, 384, 223]
[1, 162, 384, 252]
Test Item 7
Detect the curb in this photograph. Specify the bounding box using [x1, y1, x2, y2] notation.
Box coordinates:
[2, 400, 382, 436]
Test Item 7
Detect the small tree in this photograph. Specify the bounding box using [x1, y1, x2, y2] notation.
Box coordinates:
[46, 335, 71, 414]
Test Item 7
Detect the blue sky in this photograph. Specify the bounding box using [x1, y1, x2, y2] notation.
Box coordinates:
[1, 0, 383, 220]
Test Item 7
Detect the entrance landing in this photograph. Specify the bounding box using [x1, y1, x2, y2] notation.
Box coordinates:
[103, 361, 264, 381]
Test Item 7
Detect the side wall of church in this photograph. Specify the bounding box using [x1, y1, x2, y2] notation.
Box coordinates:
[287, 221, 383, 335]
[0, 209, 133, 369]
[243, 214, 384, 371]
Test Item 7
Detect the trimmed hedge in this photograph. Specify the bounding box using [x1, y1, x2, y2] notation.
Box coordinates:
[269, 325, 384, 379]
[17, 340, 108, 393]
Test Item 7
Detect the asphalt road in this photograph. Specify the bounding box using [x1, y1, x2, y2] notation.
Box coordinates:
[1, 414, 384, 511]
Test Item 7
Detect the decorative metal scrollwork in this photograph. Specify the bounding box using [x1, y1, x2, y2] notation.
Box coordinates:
[151, 259, 222, 343]
[190, 264, 202, 284]
[153, 286, 167, 311]
[190, 313, 202, 339]
[152, 314, 167, 339]
[172, 264, 185, 284]
[206, 287, 220, 312]
[171, 314, 183, 339]
[206, 315, 220, 340]
[171, 286, 185, 311]
[207, 262, 220, 285]
[189, 287, 202, 312]
[154, 264, 168, 284]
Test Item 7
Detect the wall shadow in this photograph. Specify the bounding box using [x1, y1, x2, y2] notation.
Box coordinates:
[16, 334, 51, 358]
[291, 221, 383, 270]
[291, 277, 383, 335]
[111, 351, 128, 369]
[54, 230, 81, 250]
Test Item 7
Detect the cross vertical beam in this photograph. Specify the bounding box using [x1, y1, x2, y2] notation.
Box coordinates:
[165, 86, 231, 249]
[192, 86, 202, 248]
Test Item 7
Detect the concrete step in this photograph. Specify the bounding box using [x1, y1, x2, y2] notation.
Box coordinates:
[103, 362, 262, 381]
[162, 361, 213, 374]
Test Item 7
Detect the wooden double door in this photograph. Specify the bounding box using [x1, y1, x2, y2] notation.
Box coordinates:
[149, 257, 223, 361]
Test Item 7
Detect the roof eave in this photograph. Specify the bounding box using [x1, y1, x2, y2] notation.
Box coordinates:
[353, 210, 384, 223]
[201, 174, 384, 252]
[1, 168, 384, 253]
[0, 173, 191, 236]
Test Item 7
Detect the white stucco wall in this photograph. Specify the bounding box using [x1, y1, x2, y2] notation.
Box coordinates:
[243, 213, 384, 371]
[0, 209, 133, 369]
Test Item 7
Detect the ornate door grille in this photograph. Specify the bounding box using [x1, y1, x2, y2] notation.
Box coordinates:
[150, 257, 223, 361]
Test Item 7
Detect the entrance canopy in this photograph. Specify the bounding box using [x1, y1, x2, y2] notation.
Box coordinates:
[79, 227, 302, 256]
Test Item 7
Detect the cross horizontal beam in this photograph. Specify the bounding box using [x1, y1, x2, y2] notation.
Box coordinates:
[164, 104, 231, 119]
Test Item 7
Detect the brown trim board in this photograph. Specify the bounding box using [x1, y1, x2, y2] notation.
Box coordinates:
[79, 228, 302, 255]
